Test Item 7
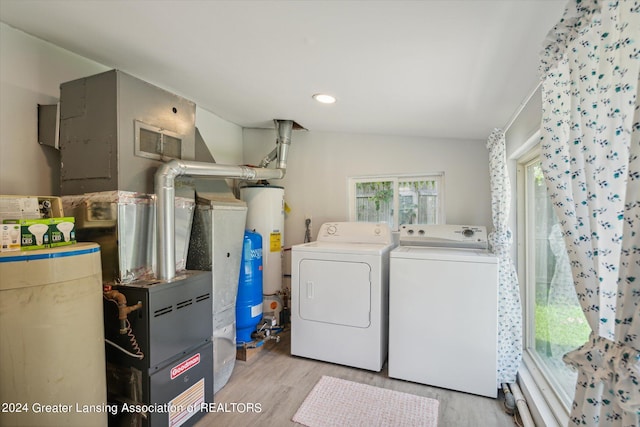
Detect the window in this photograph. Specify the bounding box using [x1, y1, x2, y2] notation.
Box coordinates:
[348, 174, 443, 230]
[519, 153, 590, 414]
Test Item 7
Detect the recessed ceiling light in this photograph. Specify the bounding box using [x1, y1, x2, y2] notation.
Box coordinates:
[312, 93, 337, 104]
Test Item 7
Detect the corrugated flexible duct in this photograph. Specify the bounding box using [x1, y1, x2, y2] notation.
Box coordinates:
[155, 119, 295, 281]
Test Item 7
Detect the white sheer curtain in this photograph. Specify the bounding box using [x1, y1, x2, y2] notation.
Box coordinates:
[539, 1, 639, 426]
[486, 129, 522, 385]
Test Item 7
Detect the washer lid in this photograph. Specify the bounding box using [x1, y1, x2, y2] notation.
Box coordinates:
[391, 245, 497, 263]
[293, 241, 393, 255]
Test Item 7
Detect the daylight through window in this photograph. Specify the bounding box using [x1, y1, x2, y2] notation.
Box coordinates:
[521, 156, 590, 410]
[349, 174, 443, 230]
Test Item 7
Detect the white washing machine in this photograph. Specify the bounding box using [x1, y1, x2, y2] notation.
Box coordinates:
[388, 224, 499, 398]
[291, 222, 395, 371]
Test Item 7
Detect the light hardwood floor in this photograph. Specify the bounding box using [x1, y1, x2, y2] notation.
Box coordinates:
[195, 331, 516, 427]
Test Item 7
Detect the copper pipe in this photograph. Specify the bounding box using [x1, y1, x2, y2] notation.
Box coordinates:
[104, 290, 143, 334]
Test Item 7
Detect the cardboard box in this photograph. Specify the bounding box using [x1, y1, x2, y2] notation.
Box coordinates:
[0, 197, 40, 222]
[1, 222, 21, 252]
[2, 219, 51, 251]
[1, 217, 77, 251]
[0, 195, 64, 222]
[49, 217, 76, 247]
[38, 196, 64, 218]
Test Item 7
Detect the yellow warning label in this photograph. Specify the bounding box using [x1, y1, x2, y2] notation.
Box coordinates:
[270, 232, 281, 252]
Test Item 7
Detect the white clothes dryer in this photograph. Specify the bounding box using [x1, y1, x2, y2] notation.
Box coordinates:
[388, 224, 499, 398]
[291, 222, 395, 371]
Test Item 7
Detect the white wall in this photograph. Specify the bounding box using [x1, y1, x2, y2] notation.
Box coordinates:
[0, 23, 109, 195]
[196, 106, 243, 165]
[0, 23, 242, 196]
[243, 128, 493, 247]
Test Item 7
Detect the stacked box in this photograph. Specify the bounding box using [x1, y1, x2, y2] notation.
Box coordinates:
[1, 217, 77, 251]
[0, 195, 68, 252]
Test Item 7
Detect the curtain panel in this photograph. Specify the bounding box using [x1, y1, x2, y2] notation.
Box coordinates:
[486, 129, 522, 385]
[539, 1, 640, 426]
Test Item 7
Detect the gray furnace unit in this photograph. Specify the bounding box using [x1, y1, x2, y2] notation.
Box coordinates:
[103, 271, 213, 427]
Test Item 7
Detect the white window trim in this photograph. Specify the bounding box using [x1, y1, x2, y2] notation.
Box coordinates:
[518, 358, 567, 427]
[516, 141, 570, 427]
[347, 173, 445, 231]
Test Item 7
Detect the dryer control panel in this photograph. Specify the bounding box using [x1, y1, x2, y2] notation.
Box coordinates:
[316, 222, 393, 245]
[399, 224, 488, 249]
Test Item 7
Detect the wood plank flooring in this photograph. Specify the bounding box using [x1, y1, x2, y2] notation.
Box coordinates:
[195, 331, 516, 427]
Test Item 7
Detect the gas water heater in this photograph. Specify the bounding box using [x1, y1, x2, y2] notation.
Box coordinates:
[240, 185, 285, 326]
[240, 185, 284, 296]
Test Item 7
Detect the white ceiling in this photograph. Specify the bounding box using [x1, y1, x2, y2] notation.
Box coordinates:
[0, 0, 566, 140]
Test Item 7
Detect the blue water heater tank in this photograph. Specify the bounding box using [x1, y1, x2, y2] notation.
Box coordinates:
[236, 230, 263, 344]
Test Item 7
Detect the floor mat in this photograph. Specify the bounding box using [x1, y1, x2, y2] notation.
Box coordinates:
[292, 375, 439, 427]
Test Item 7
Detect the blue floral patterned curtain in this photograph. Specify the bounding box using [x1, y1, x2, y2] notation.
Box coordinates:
[539, 1, 640, 426]
[486, 129, 522, 386]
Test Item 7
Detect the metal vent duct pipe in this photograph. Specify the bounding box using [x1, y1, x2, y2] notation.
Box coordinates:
[275, 119, 292, 170]
[155, 119, 297, 281]
[257, 119, 293, 169]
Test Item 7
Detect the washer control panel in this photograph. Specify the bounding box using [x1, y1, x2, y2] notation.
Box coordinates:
[399, 224, 488, 249]
[317, 222, 392, 244]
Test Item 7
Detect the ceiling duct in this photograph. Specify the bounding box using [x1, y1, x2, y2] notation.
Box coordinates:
[258, 119, 304, 170]
[156, 119, 302, 281]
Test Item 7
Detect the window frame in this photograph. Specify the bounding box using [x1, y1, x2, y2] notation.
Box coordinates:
[347, 173, 445, 231]
[516, 142, 572, 426]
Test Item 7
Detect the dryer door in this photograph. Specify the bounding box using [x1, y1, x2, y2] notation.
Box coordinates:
[298, 259, 371, 328]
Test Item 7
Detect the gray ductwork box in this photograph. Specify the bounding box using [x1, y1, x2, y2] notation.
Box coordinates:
[62, 191, 195, 284]
[186, 181, 247, 395]
[57, 70, 199, 283]
[59, 69, 196, 195]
